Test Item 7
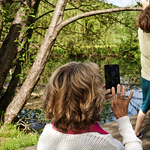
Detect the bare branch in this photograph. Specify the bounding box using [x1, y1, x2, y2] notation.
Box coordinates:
[35, 10, 54, 21]
[41, 0, 55, 8]
[35, 7, 81, 21]
[57, 7, 142, 30]
[34, 29, 45, 37]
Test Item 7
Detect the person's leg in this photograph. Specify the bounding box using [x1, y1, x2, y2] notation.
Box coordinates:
[135, 77, 150, 136]
[135, 109, 146, 136]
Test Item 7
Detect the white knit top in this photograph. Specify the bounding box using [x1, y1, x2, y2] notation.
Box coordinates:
[37, 116, 142, 150]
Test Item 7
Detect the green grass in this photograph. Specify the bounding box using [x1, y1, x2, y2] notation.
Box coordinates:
[0, 124, 39, 150]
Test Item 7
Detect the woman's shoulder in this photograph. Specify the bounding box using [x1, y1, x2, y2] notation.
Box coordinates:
[41, 123, 53, 133]
[44, 123, 52, 127]
[38, 125, 124, 149]
[138, 28, 150, 35]
[42, 124, 112, 139]
[43, 123, 52, 129]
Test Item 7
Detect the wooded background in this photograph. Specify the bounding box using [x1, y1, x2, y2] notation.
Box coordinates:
[0, 0, 143, 124]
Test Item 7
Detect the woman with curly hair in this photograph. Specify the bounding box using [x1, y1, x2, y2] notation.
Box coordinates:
[135, 0, 150, 139]
[37, 61, 142, 150]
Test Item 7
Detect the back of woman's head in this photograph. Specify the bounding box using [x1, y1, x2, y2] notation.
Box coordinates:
[43, 61, 105, 132]
[137, 5, 150, 33]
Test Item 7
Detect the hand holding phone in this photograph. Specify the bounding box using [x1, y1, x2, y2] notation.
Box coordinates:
[103, 84, 112, 100]
[104, 64, 120, 93]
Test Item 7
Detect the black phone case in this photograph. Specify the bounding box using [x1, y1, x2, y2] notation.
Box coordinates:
[104, 64, 120, 93]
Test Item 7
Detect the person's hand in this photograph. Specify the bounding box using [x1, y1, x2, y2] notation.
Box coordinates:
[103, 84, 112, 100]
[111, 84, 133, 119]
[140, 0, 149, 9]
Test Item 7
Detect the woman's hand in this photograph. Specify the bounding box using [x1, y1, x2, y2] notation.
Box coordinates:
[140, 0, 149, 9]
[111, 84, 133, 119]
[103, 84, 112, 100]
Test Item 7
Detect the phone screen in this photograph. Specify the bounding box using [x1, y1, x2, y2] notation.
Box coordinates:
[104, 64, 120, 93]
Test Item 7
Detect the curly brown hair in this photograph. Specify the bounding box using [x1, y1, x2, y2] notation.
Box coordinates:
[43, 61, 105, 132]
[137, 5, 150, 33]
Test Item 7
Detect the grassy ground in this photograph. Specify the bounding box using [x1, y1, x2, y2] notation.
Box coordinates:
[0, 124, 39, 150]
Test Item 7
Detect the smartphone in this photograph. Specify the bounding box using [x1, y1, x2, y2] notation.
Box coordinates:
[104, 64, 120, 93]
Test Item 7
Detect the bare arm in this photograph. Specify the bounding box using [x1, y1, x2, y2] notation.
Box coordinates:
[140, 0, 149, 9]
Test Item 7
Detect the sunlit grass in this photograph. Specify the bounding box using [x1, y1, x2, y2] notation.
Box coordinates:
[0, 124, 39, 150]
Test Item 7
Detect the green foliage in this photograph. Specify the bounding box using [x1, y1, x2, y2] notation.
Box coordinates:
[14, 6, 36, 82]
[100, 101, 113, 124]
[1, 2, 20, 41]
[0, 124, 39, 150]
[6, 0, 140, 85]
[1, 0, 142, 85]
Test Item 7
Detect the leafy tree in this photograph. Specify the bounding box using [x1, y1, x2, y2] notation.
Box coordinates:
[0, 0, 41, 120]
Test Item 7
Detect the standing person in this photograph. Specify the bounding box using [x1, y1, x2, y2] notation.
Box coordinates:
[135, 0, 150, 138]
[37, 61, 142, 150]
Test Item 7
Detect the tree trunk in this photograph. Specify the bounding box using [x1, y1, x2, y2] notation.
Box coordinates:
[0, 0, 40, 95]
[0, 0, 40, 116]
[0, 60, 21, 112]
[4, 0, 68, 124]
[0, 2, 24, 94]
[0, 0, 4, 40]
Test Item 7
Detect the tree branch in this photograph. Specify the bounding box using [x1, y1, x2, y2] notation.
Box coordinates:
[57, 7, 143, 30]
